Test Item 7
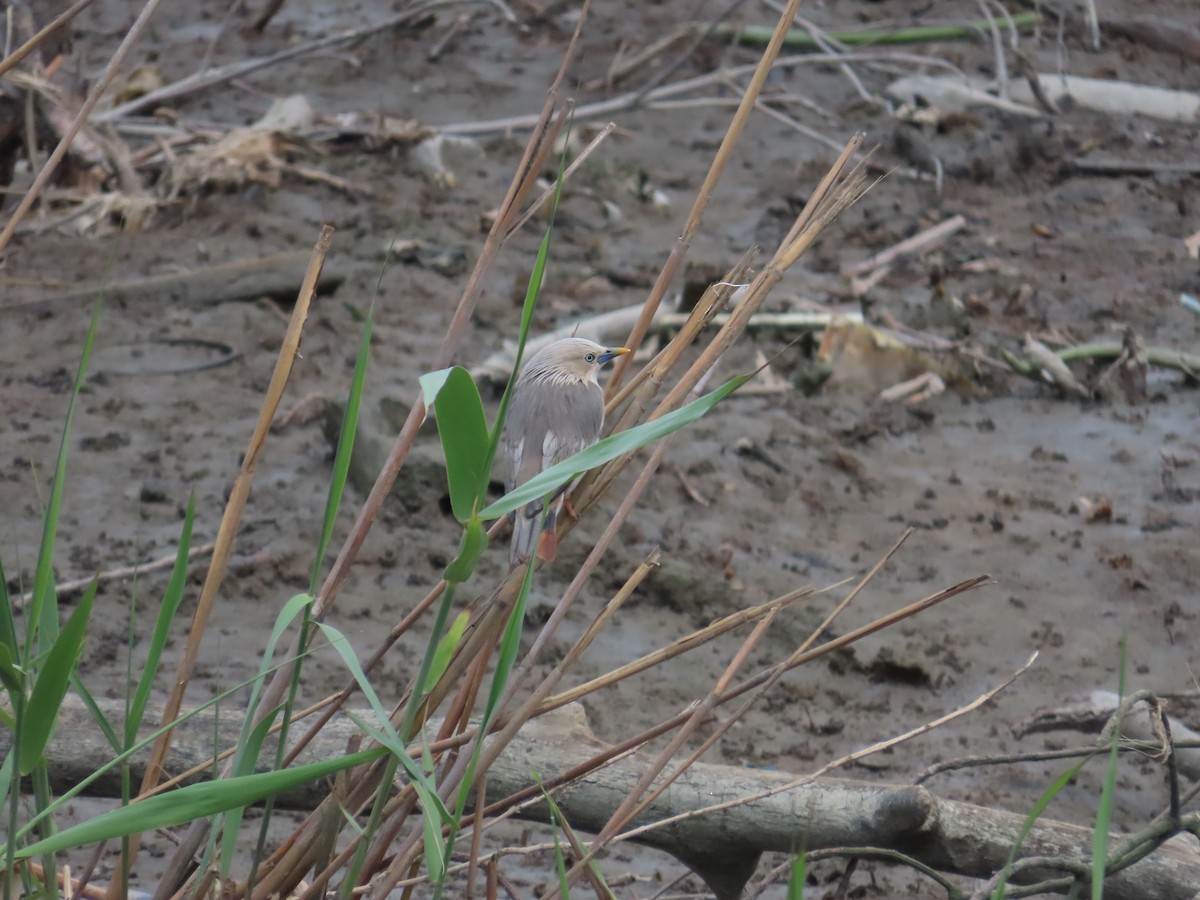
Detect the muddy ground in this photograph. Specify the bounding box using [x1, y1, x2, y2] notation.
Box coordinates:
[2, 0, 1198, 895]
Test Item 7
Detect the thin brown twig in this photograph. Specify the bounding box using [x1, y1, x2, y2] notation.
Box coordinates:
[93, 3, 448, 123]
[553, 531, 913, 894]
[502, 120, 617, 239]
[0, 0, 98, 80]
[619, 650, 1038, 843]
[15, 541, 216, 609]
[472, 573, 988, 847]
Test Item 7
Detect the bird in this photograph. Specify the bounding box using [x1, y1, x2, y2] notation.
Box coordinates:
[501, 337, 630, 566]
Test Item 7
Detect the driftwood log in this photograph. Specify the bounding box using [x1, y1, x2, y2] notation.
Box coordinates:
[19, 697, 1200, 899]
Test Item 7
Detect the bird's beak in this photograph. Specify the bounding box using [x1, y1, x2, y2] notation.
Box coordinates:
[597, 347, 631, 365]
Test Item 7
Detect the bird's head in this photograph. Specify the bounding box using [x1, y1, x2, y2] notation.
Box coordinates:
[527, 338, 630, 384]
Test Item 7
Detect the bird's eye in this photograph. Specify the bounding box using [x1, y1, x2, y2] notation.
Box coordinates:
[585, 353, 597, 363]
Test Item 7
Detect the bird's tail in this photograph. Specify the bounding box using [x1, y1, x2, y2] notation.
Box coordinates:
[510, 499, 560, 567]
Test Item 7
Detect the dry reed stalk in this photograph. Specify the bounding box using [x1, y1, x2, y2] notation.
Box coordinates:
[474, 573, 988, 833]
[545, 531, 912, 894]
[225, 10, 599, 897]
[607, 0, 808, 392]
[117, 224, 330, 898]
[536, 585, 816, 713]
[345, 51, 874, 900]
[371, 566, 989, 896]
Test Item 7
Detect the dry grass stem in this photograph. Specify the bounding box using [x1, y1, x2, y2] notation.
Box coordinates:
[503, 120, 617, 239]
[608, 0, 807, 390]
[0, 0, 99, 80]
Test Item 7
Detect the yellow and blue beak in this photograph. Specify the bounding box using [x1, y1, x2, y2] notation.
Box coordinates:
[598, 347, 631, 365]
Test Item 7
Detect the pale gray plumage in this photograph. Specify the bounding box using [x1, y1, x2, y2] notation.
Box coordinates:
[501, 337, 629, 566]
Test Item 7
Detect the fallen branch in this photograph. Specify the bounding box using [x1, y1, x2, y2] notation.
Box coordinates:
[1067, 157, 1200, 177]
[709, 13, 1039, 48]
[23, 696, 1200, 900]
[1, 250, 348, 315]
[15, 542, 216, 610]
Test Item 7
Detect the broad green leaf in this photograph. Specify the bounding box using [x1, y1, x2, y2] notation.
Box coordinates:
[126, 496, 196, 746]
[444, 516, 487, 584]
[481, 374, 750, 520]
[27, 301, 102, 659]
[17, 745, 387, 857]
[420, 366, 490, 523]
[422, 611, 470, 696]
[312, 313, 372, 590]
[20, 581, 96, 775]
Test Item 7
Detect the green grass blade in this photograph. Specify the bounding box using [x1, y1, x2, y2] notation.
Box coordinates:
[0, 643, 23, 698]
[400, 584, 458, 741]
[481, 373, 750, 519]
[0, 559, 19, 672]
[126, 495, 195, 746]
[991, 756, 1092, 900]
[69, 671, 121, 753]
[19, 580, 96, 775]
[11, 648, 321, 845]
[533, 769, 611, 899]
[343, 715, 453, 883]
[312, 313, 373, 590]
[0, 751, 12, 813]
[26, 300, 102, 659]
[422, 611, 470, 696]
[223, 591, 315, 846]
[16, 745, 387, 857]
[787, 853, 806, 900]
[220, 706, 282, 877]
[419, 782, 447, 883]
[1092, 638, 1128, 900]
[317, 625, 451, 823]
[420, 367, 491, 523]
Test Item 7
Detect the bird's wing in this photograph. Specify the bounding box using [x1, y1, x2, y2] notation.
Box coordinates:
[504, 378, 604, 566]
[501, 381, 548, 495]
[539, 381, 605, 471]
